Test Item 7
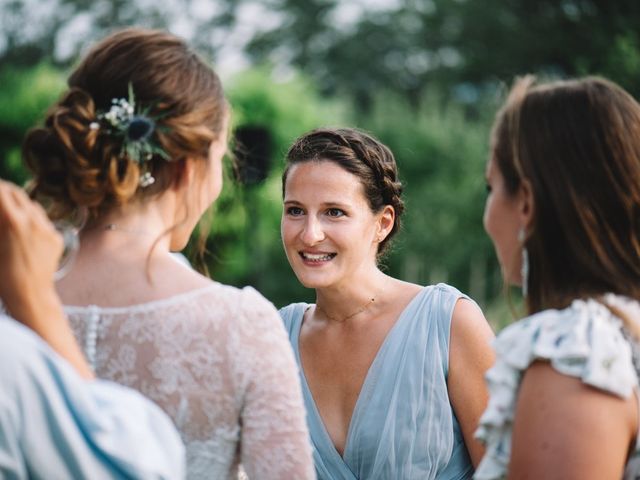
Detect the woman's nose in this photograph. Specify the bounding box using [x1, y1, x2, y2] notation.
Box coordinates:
[300, 217, 325, 245]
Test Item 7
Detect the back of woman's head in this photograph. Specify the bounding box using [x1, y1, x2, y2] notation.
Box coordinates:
[493, 76, 640, 313]
[23, 27, 227, 220]
[283, 128, 404, 255]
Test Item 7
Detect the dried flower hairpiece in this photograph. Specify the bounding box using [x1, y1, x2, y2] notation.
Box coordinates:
[93, 84, 169, 187]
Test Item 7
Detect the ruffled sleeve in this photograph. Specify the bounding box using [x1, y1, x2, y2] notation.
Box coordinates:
[474, 298, 638, 480]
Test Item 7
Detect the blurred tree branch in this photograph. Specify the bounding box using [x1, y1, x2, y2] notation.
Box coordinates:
[0, 0, 242, 67]
[245, 0, 640, 109]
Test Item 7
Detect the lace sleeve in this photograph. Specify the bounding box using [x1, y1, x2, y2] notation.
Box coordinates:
[230, 288, 315, 480]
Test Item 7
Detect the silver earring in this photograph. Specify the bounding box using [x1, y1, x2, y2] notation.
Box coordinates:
[518, 227, 529, 298]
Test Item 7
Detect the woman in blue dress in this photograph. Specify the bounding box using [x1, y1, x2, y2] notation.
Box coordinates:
[279, 128, 495, 479]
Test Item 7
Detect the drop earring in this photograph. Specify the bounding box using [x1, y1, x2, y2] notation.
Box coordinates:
[518, 227, 529, 298]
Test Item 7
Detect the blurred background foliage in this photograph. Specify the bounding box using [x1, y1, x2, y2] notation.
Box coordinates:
[1, 0, 638, 328]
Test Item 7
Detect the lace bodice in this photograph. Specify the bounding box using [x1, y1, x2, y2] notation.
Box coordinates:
[65, 283, 315, 480]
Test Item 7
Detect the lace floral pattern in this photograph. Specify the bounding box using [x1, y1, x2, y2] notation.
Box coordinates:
[474, 296, 640, 480]
[66, 283, 315, 480]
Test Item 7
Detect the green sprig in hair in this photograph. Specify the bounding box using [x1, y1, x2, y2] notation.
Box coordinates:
[95, 84, 169, 187]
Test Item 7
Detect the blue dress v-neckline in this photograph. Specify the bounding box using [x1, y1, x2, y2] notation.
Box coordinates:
[280, 283, 475, 480]
[293, 288, 428, 472]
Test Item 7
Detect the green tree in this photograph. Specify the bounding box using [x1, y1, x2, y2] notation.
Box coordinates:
[0, 64, 65, 182]
[246, 0, 640, 108]
[0, 0, 240, 67]
[356, 90, 500, 307]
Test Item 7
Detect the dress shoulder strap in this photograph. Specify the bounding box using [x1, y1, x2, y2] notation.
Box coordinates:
[418, 283, 470, 378]
[279, 303, 309, 337]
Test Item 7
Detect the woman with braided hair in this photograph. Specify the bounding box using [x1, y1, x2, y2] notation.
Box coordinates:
[23, 27, 314, 479]
[279, 128, 494, 479]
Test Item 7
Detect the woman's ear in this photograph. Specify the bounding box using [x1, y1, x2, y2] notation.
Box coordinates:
[376, 205, 396, 243]
[519, 178, 535, 232]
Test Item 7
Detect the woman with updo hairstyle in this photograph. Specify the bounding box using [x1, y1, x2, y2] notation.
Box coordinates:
[279, 127, 495, 479]
[22, 28, 314, 479]
[476, 76, 640, 479]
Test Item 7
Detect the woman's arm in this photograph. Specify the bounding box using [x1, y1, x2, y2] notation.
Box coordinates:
[0, 180, 93, 379]
[508, 361, 637, 479]
[448, 298, 495, 467]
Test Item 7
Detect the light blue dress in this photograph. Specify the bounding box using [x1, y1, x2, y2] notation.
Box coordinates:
[280, 283, 474, 480]
[0, 314, 185, 479]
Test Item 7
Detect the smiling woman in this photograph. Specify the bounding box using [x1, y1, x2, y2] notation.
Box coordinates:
[279, 127, 495, 479]
[282, 160, 387, 291]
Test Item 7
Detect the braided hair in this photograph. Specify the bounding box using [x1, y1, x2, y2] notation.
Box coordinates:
[283, 128, 404, 255]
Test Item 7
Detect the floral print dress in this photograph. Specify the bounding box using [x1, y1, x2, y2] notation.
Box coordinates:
[475, 295, 640, 479]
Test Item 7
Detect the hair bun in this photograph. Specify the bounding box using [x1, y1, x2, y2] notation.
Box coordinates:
[22, 28, 227, 221]
[23, 87, 140, 219]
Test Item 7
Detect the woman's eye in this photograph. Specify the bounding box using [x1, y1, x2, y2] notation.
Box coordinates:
[485, 184, 492, 194]
[326, 208, 345, 218]
[286, 206, 304, 216]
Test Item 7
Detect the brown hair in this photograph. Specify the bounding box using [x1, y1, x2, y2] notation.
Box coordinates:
[23, 28, 227, 221]
[283, 128, 404, 255]
[492, 76, 640, 316]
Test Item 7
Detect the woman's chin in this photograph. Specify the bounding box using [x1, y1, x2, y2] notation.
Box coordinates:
[294, 272, 335, 290]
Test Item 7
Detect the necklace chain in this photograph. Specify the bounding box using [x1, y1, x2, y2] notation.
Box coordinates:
[316, 296, 376, 323]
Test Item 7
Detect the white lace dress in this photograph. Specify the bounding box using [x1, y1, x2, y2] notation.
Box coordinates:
[65, 283, 315, 480]
[475, 295, 640, 479]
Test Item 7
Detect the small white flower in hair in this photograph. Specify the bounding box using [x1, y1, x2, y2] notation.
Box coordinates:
[139, 171, 156, 188]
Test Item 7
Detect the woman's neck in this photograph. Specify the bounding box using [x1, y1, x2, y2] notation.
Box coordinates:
[81, 198, 175, 252]
[313, 268, 392, 323]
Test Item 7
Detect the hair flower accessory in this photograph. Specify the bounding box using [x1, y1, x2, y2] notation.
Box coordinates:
[127, 117, 156, 142]
[96, 84, 168, 187]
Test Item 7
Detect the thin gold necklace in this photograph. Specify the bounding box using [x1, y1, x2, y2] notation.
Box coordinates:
[315, 296, 376, 323]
